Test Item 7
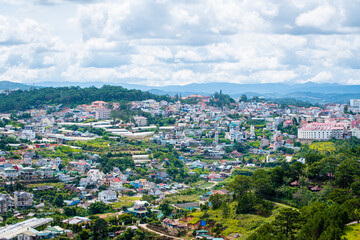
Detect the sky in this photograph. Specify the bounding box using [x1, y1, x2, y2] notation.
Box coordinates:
[1, 0, 360, 86]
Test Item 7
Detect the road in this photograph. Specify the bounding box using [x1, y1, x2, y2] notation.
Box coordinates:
[139, 224, 185, 239]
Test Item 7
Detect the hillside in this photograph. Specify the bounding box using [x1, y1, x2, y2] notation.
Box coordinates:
[0, 85, 170, 112]
[0, 81, 34, 90]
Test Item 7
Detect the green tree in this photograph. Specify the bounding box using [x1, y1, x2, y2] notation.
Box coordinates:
[53, 194, 64, 207]
[227, 175, 252, 199]
[335, 158, 359, 188]
[273, 208, 302, 240]
[92, 218, 108, 238]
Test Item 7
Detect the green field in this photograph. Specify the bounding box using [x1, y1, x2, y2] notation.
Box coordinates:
[110, 196, 142, 209]
[163, 194, 200, 204]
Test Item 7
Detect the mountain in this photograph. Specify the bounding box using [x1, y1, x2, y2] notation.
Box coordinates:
[0, 81, 35, 90]
[14, 81, 360, 104]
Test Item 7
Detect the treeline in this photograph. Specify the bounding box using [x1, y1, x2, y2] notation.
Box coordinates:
[0, 85, 170, 112]
[222, 138, 360, 239]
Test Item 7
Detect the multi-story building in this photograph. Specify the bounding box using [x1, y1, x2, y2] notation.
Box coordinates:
[20, 125, 36, 140]
[3, 167, 19, 179]
[95, 107, 111, 120]
[133, 116, 147, 127]
[298, 122, 346, 140]
[20, 167, 36, 180]
[38, 166, 55, 179]
[350, 99, 360, 112]
[0, 193, 13, 214]
[14, 191, 33, 208]
[98, 190, 117, 203]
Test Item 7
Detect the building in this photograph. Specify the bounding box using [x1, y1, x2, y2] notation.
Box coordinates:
[0, 218, 53, 239]
[0, 193, 12, 214]
[20, 167, 36, 180]
[98, 190, 117, 203]
[298, 122, 346, 140]
[20, 125, 36, 141]
[133, 116, 147, 127]
[14, 191, 33, 208]
[38, 166, 55, 179]
[95, 107, 111, 120]
[3, 167, 19, 179]
[350, 99, 360, 112]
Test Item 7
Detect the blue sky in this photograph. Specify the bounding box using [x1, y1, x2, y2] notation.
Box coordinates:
[1, 0, 360, 86]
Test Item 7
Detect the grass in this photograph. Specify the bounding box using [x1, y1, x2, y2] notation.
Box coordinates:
[196, 182, 214, 189]
[344, 223, 360, 240]
[26, 182, 65, 189]
[309, 142, 336, 154]
[163, 194, 200, 204]
[188, 202, 287, 239]
[110, 196, 142, 209]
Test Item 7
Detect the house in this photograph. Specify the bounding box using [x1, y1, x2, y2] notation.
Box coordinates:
[19, 167, 36, 180]
[14, 191, 33, 208]
[75, 161, 90, 173]
[110, 178, 123, 191]
[62, 216, 90, 225]
[125, 168, 134, 176]
[98, 190, 117, 203]
[133, 201, 149, 208]
[79, 177, 93, 188]
[37, 166, 54, 179]
[3, 167, 19, 179]
[0, 193, 12, 214]
[133, 116, 147, 127]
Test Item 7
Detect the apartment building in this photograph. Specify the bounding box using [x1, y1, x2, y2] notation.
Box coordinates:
[298, 122, 346, 140]
[14, 191, 33, 208]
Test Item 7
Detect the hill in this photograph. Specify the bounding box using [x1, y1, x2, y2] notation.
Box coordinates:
[0, 85, 170, 112]
[0, 81, 35, 90]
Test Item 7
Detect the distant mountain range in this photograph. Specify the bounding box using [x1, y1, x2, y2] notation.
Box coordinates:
[0, 81, 37, 90]
[1, 80, 360, 104]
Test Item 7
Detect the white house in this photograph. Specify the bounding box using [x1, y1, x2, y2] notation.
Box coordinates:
[98, 190, 117, 203]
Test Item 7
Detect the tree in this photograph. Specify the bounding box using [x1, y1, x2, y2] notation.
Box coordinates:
[53, 194, 64, 207]
[252, 169, 274, 196]
[221, 202, 230, 218]
[335, 158, 359, 188]
[210, 193, 224, 210]
[227, 175, 252, 199]
[159, 203, 173, 216]
[93, 218, 108, 238]
[89, 202, 110, 215]
[240, 94, 248, 102]
[273, 208, 302, 240]
[236, 192, 255, 214]
[351, 180, 360, 196]
[76, 229, 91, 240]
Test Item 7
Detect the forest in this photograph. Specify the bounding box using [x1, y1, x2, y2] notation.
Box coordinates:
[0, 85, 170, 112]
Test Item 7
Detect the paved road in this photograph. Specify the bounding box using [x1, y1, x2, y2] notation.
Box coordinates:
[139, 224, 184, 239]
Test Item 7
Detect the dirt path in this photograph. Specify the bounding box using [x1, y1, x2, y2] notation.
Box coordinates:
[139, 224, 185, 240]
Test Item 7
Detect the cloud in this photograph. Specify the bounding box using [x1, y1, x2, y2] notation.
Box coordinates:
[0, 0, 360, 86]
[295, 5, 337, 29]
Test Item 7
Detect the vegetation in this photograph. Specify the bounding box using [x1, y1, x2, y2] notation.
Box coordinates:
[0, 85, 170, 112]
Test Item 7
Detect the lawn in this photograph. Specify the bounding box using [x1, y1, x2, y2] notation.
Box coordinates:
[26, 182, 65, 189]
[110, 196, 142, 209]
[163, 194, 200, 204]
[344, 223, 360, 240]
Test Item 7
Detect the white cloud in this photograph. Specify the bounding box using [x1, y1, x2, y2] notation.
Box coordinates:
[0, 0, 360, 86]
[295, 5, 337, 28]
